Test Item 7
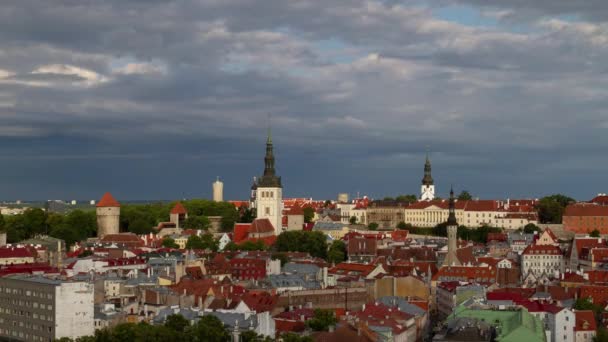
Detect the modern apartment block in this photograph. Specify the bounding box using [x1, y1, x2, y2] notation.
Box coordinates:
[0, 275, 94, 341]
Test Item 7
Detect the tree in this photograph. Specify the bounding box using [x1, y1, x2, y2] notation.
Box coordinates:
[594, 327, 608, 342]
[164, 314, 190, 333]
[162, 237, 179, 249]
[327, 240, 346, 264]
[281, 333, 314, 342]
[537, 194, 575, 224]
[590, 229, 601, 238]
[129, 218, 154, 235]
[238, 206, 256, 223]
[189, 315, 231, 342]
[395, 194, 417, 203]
[306, 309, 338, 331]
[303, 207, 315, 223]
[368, 222, 379, 231]
[397, 221, 412, 230]
[185, 234, 218, 251]
[240, 330, 273, 342]
[457, 191, 473, 201]
[349, 216, 357, 224]
[383, 197, 395, 202]
[523, 223, 541, 234]
[272, 252, 290, 266]
[324, 200, 332, 208]
[276, 231, 328, 259]
[184, 216, 211, 230]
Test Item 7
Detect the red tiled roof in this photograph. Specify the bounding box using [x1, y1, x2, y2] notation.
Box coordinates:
[565, 203, 608, 217]
[0, 247, 34, 259]
[250, 218, 275, 234]
[487, 233, 507, 243]
[97, 192, 120, 207]
[241, 291, 278, 313]
[170, 202, 187, 214]
[432, 265, 496, 282]
[487, 292, 526, 302]
[233, 224, 251, 243]
[587, 270, 608, 285]
[579, 285, 608, 307]
[329, 263, 377, 277]
[522, 244, 562, 255]
[100, 233, 141, 242]
[591, 195, 608, 205]
[569, 238, 607, 258]
[543, 228, 558, 241]
[562, 272, 586, 283]
[517, 300, 563, 314]
[575, 310, 597, 332]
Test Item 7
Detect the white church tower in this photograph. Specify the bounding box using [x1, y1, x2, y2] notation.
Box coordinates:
[420, 153, 435, 201]
[255, 129, 283, 235]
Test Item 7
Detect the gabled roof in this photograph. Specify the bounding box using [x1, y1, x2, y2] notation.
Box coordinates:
[575, 310, 597, 331]
[233, 223, 251, 243]
[250, 218, 275, 234]
[97, 192, 120, 207]
[170, 202, 187, 214]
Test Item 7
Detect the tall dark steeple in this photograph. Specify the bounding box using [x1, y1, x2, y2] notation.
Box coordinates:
[422, 153, 434, 186]
[447, 186, 457, 226]
[258, 127, 282, 188]
[443, 185, 461, 266]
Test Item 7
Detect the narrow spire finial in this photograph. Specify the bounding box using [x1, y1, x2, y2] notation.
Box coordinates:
[267, 114, 272, 144]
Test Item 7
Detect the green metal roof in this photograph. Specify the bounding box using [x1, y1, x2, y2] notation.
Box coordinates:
[450, 305, 546, 342]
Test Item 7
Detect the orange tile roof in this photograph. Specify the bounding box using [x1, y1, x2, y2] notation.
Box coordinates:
[170, 202, 187, 214]
[97, 192, 120, 207]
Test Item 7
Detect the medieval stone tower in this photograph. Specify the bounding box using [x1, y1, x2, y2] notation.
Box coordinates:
[443, 187, 461, 266]
[420, 153, 435, 201]
[170, 202, 188, 229]
[96, 192, 120, 238]
[255, 128, 283, 235]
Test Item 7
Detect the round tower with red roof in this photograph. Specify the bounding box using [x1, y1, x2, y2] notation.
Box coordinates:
[96, 192, 120, 238]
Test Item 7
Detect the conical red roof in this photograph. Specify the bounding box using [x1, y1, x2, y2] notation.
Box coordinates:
[96, 192, 120, 207]
[170, 202, 188, 214]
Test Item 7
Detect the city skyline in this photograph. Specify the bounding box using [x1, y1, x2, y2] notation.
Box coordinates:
[1, 1, 607, 200]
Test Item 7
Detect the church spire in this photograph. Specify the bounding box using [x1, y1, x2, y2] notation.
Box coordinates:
[258, 126, 282, 188]
[447, 185, 457, 226]
[422, 151, 434, 186]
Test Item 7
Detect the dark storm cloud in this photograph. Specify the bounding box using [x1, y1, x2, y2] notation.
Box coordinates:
[0, 0, 607, 200]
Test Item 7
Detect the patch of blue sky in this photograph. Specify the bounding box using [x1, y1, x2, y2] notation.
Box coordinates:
[433, 4, 539, 33]
[314, 38, 366, 64]
[434, 5, 500, 28]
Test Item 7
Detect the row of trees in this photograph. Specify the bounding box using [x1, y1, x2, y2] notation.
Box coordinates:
[2, 199, 241, 246]
[57, 312, 331, 342]
[274, 231, 347, 264]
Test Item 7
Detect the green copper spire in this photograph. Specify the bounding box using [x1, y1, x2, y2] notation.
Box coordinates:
[258, 125, 282, 188]
[422, 151, 434, 186]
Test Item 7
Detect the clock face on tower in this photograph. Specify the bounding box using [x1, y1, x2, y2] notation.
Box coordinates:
[421, 185, 435, 201]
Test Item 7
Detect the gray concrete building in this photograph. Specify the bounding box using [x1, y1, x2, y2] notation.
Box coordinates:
[0, 275, 94, 341]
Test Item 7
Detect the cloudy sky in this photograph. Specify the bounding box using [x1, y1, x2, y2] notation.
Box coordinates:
[1, 0, 607, 201]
